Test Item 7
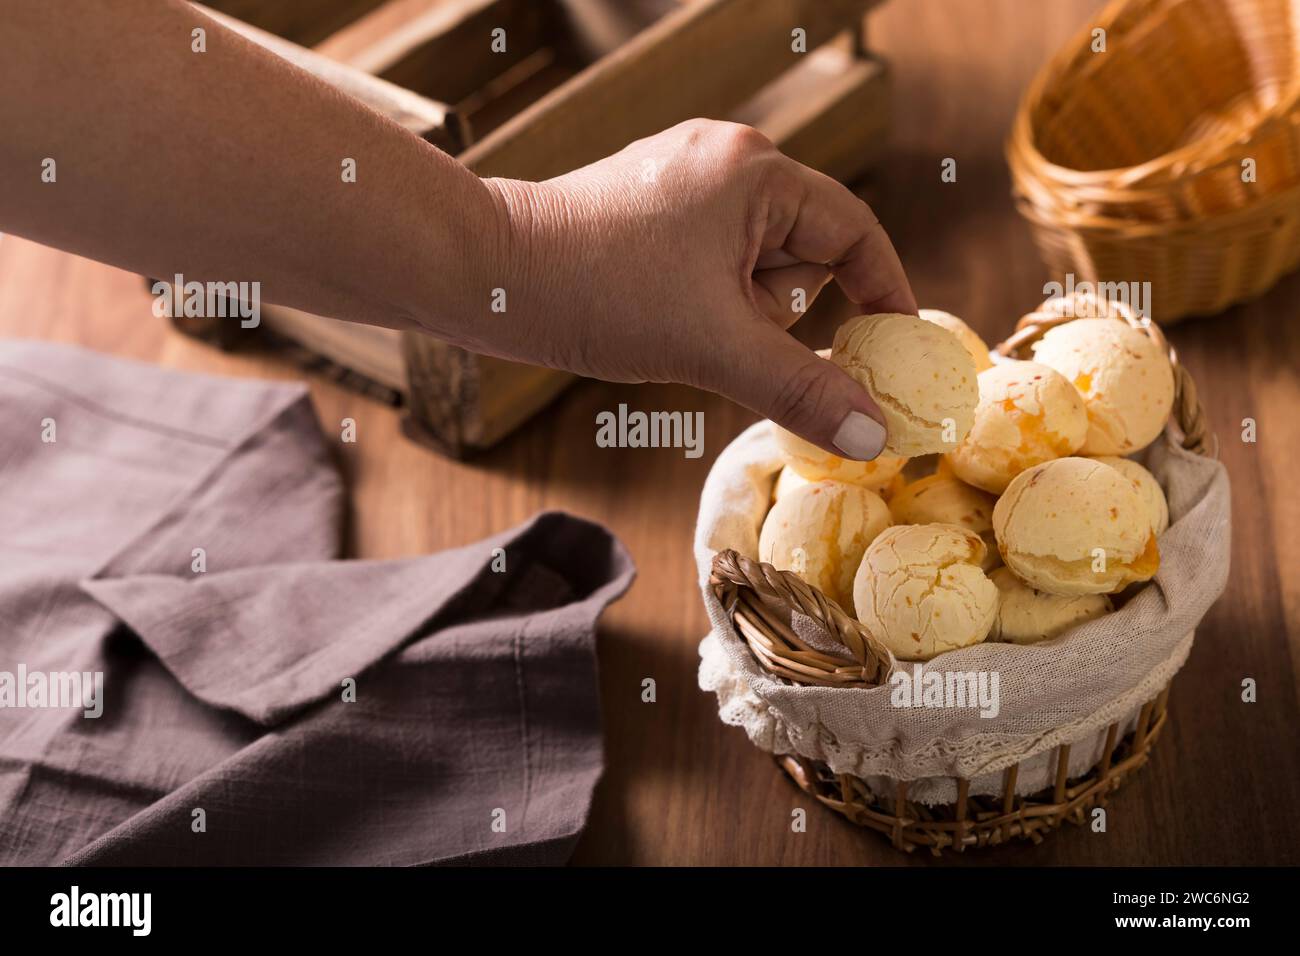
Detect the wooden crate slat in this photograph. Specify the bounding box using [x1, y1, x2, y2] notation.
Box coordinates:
[459, 0, 879, 179]
[736, 46, 890, 184]
[314, 0, 552, 107]
[198, 0, 395, 47]
[549, 0, 689, 65]
[401, 337, 576, 453]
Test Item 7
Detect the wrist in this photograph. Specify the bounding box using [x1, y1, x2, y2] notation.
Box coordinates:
[480, 176, 540, 312]
[404, 173, 544, 350]
[480, 176, 565, 299]
[473, 176, 575, 362]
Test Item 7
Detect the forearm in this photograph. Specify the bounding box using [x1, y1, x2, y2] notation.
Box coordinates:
[0, 0, 501, 335]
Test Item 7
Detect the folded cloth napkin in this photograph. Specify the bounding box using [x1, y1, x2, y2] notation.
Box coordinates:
[0, 340, 633, 865]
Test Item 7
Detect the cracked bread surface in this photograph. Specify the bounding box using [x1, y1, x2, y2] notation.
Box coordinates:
[1091, 455, 1169, 536]
[888, 473, 1000, 572]
[992, 457, 1160, 595]
[1030, 319, 1174, 455]
[852, 523, 998, 661]
[919, 308, 994, 372]
[945, 360, 1088, 494]
[831, 313, 978, 458]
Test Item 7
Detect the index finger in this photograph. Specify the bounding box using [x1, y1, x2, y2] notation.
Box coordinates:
[764, 159, 918, 316]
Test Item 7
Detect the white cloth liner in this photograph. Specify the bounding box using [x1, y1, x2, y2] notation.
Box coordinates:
[695, 421, 1230, 804]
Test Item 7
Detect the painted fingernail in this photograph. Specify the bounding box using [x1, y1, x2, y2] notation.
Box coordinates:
[832, 411, 887, 461]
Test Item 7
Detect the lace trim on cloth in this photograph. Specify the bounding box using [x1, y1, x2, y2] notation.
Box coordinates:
[699, 630, 1192, 803]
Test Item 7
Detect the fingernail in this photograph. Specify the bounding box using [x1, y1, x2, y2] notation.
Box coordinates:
[832, 411, 887, 461]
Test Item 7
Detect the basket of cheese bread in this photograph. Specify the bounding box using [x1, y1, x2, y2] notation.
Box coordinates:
[696, 294, 1229, 853]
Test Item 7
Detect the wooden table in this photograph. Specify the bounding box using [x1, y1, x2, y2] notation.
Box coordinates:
[2, 0, 1296, 865]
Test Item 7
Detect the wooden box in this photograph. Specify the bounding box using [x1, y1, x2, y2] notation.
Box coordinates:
[175, 0, 891, 456]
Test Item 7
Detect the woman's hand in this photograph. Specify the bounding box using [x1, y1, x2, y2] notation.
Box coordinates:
[472, 120, 915, 461]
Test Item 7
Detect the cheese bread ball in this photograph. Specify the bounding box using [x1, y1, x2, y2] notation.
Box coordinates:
[853, 524, 998, 661]
[1092, 456, 1169, 535]
[831, 313, 978, 458]
[887, 474, 999, 571]
[759, 480, 891, 616]
[988, 567, 1112, 645]
[944, 361, 1088, 494]
[773, 424, 907, 489]
[1030, 319, 1174, 455]
[772, 465, 810, 502]
[993, 457, 1160, 595]
[919, 308, 994, 372]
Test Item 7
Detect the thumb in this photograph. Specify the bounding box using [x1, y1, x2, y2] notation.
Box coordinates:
[714, 322, 889, 461]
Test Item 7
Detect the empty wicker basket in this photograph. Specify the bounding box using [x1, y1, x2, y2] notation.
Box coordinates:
[707, 311, 1216, 854]
[1007, 0, 1300, 322]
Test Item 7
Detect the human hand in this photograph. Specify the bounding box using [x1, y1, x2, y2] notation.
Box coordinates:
[473, 119, 916, 460]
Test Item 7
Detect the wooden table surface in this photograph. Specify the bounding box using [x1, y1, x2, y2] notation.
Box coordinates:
[3, 0, 1297, 865]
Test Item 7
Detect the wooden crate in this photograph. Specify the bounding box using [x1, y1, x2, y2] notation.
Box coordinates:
[174, 0, 891, 457]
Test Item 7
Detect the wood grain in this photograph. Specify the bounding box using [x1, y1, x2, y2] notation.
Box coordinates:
[457, 0, 880, 179]
[1, 0, 1296, 865]
[315, 0, 552, 107]
[734, 44, 890, 185]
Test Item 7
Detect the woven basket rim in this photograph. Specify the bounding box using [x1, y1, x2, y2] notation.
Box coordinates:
[1011, 117, 1300, 209]
[1009, 0, 1300, 190]
[1010, 175, 1300, 235]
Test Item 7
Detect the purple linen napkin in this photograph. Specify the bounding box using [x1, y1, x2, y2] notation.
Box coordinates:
[0, 339, 633, 865]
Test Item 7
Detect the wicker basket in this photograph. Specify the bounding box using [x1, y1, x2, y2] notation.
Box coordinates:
[1007, 0, 1300, 323]
[708, 310, 1214, 854]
